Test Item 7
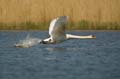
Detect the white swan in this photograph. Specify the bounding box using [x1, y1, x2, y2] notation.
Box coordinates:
[40, 16, 96, 44]
[15, 16, 96, 48]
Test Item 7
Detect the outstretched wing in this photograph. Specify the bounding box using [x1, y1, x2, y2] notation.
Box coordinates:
[49, 16, 68, 40]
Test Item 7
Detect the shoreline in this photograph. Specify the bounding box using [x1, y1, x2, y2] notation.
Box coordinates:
[0, 30, 120, 32]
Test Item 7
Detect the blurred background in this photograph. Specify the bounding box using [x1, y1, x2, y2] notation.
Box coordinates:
[0, 0, 120, 30]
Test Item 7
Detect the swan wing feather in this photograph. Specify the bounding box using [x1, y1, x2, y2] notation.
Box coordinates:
[49, 16, 68, 40]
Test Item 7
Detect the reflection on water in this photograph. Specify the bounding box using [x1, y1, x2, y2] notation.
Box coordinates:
[46, 47, 67, 52]
[45, 47, 91, 52]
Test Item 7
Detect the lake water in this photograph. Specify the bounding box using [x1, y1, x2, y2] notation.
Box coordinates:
[0, 31, 120, 79]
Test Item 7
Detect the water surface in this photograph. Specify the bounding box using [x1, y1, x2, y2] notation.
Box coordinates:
[0, 31, 120, 79]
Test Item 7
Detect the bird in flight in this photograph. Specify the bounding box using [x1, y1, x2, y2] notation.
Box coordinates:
[15, 16, 96, 48]
[40, 16, 96, 44]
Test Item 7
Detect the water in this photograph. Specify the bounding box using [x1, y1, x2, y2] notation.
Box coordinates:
[0, 31, 120, 79]
[14, 34, 42, 48]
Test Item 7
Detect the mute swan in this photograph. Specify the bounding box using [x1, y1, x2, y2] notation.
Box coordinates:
[40, 16, 96, 44]
[15, 16, 96, 48]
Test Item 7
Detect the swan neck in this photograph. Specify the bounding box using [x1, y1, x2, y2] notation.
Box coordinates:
[66, 34, 94, 39]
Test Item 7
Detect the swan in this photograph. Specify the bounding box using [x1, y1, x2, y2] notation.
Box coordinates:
[15, 16, 96, 48]
[40, 16, 96, 44]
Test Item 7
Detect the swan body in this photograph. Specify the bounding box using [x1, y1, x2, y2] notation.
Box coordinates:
[40, 16, 96, 44]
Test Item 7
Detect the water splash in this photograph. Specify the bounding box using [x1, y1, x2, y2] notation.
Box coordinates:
[14, 34, 42, 48]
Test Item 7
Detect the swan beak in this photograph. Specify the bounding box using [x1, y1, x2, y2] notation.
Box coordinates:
[91, 35, 96, 38]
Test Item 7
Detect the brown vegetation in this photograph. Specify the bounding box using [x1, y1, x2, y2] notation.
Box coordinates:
[0, 0, 120, 30]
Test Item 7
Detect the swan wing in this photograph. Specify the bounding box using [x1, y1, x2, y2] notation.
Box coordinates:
[49, 16, 68, 40]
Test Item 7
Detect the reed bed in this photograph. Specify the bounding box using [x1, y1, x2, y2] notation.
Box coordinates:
[0, 21, 120, 30]
[0, 0, 120, 30]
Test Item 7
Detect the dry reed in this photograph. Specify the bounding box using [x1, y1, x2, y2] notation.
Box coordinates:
[0, 0, 120, 30]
